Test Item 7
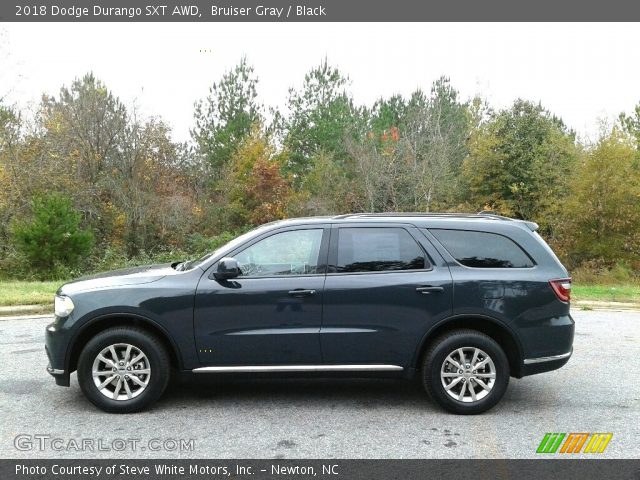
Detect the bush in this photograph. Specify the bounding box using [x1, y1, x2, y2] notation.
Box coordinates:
[11, 193, 94, 278]
[86, 230, 245, 275]
[572, 261, 638, 286]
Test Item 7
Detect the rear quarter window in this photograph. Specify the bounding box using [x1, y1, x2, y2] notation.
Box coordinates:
[428, 229, 534, 268]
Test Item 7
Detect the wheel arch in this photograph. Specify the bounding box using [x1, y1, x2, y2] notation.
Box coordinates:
[413, 314, 524, 378]
[66, 313, 183, 374]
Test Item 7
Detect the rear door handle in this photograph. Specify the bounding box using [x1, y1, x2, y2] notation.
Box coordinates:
[288, 289, 317, 298]
[416, 286, 444, 294]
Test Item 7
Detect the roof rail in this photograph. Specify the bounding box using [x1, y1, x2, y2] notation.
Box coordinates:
[332, 211, 539, 231]
[333, 212, 502, 220]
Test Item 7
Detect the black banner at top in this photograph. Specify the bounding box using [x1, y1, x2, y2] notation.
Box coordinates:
[3, 0, 640, 22]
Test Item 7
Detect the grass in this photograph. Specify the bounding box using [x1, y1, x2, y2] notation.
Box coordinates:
[0, 280, 63, 307]
[1, 280, 639, 308]
[572, 284, 640, 304]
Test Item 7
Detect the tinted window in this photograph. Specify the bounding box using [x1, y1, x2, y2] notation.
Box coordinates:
[430, 229, 534, 268]
[235, 229, 324, 277]
[336, 228, 426, 273]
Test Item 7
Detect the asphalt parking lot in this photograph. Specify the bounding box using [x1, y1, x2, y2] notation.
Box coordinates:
[0, 310, 638, 459]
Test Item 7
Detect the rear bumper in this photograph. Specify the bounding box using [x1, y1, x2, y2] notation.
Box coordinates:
[516, 312, 574, 377]
[521, 348, 572, 376]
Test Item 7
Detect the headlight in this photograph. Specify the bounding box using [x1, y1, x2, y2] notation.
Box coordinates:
[54, 295, 75, 317]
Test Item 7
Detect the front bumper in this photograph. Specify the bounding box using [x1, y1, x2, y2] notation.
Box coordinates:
[46, 362, 70, 386]
[45, 321, 71, 387]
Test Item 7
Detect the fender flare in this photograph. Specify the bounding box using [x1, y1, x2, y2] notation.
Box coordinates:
[411, 313, 525, 374]
[65, 312, 184, 373]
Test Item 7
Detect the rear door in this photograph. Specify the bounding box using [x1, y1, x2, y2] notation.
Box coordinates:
[320, 223, 453, 368]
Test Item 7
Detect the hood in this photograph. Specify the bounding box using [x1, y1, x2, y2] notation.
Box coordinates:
[58, 263, 176, 295]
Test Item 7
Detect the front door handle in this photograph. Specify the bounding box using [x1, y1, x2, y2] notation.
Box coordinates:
[288, 289, 317, 298]
[416, 286, 444, 295]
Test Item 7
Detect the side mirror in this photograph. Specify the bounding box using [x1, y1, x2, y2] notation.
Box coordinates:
[214, 257, 241, 280]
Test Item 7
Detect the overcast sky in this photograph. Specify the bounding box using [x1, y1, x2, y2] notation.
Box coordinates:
[2, 23, 639, 143]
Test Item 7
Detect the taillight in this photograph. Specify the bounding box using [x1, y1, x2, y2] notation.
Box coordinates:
[549, 278, 572, 302]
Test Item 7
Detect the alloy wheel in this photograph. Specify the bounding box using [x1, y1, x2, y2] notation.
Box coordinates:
[91, 343, 151, 401]
[440, 347, 496, 403]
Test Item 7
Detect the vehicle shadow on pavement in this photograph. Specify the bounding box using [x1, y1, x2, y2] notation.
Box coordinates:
[159, 376, 433, 408]
[54, 373, 528, 414]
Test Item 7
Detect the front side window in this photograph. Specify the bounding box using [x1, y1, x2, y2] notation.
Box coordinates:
[336, 228, 426, 273]
[429, 229, 534, 268]
[235, 229, 324, 277]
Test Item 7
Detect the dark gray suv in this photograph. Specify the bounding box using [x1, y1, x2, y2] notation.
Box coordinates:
[45, 213, 574, 414]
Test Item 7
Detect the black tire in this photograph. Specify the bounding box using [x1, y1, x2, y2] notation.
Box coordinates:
[77, 327, 170, 413]
[422, 329, 509, 415]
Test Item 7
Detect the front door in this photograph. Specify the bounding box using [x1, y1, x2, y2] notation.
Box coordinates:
[320, 224, 453, 368]
[194, 227, 329, 366]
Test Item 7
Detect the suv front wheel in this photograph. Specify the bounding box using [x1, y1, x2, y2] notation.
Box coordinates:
[77, 327, 170, 413]
[422, 329, 509, 414]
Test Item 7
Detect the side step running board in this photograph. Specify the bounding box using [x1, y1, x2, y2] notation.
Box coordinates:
[192, 364, 404, 373]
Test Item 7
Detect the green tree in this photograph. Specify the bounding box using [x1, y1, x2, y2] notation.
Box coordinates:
[0, 104, 74, 261]
[302, 151, 359, 215]
[558, 127, 640, 269]
[463, 99, 577, 229]
[348, 78, 471, 212]
[42, 73, 128, 185]
[0, 104, 16, 143]
[0, 103, 17, 260]
[191, 57, 263, 175]
[280, 59, 365, 176]
[401, 78, 470, 210]
[105, 116, 198, 256]
[11, 193, 94, 276]
[38, 73, 130, 249]
[619, 102, 640, 149]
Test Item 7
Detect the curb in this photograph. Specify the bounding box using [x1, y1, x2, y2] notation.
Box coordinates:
[0, 313, 52, 321]
[0, 304, 52, 317]
[572, 300, 640, 312]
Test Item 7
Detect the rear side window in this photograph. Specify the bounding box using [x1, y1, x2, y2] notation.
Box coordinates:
[336, 228, 427, 273]
[429, 229, 534, 268]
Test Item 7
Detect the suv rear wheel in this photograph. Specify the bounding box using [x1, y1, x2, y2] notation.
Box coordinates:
[422, 329, 509, 414]
[77, 327, 170, 413]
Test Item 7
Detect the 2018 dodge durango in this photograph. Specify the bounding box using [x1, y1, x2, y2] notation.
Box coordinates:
[45, 213, 574, 414]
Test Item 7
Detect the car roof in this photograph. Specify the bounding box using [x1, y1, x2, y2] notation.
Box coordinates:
[268, 212, 539, 232]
